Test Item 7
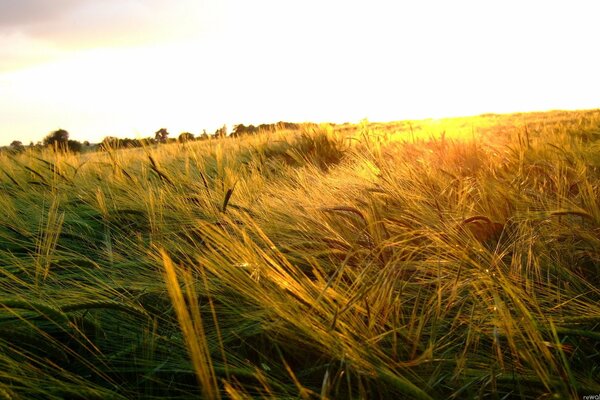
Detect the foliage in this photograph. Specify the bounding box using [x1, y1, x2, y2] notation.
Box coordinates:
[232, 121, 302, 137]
[178, 132, 195, 143]
[43, 128, 69, 147]
[41, 129, 83, 152]
[214, 124, 227, 138]
[9, 140, 24, 153]
[0, 109, 600, 399]
[198, 130, 210, 141]
[66, 139, 82, 153]
[155, 128, 169, 143]
[232, 123, 259, 136]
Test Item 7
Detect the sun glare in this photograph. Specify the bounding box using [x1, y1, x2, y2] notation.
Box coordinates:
[2, 2, 600, 396]
[0, 0, 599, 146]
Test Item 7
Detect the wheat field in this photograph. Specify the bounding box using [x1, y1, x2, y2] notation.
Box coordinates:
[1, 110, 599, 399]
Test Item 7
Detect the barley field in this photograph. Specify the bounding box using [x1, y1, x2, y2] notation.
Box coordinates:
[1, 110, 599, 399]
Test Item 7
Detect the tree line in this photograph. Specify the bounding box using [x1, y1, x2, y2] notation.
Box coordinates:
[8, 129, 89, 153]
[4, 121, 308, 153]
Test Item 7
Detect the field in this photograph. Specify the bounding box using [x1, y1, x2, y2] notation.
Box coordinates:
[1, 110, 600, 399]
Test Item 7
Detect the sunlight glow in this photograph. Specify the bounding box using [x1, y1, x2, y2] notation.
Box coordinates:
[1, 0, 599, 145]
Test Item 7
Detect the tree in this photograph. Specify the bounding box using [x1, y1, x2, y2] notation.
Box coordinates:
[67, 140, 82, 153]
[9, 140, 24, 153]
[214, 124, 227, 138]
[178, 132, 194, 143]
[42, 129, 80, 152]
[199, 130, 209, 141]
[155, 128, 169, 143]
[43, 129, 69, 150]
[232, 124, 259, 137]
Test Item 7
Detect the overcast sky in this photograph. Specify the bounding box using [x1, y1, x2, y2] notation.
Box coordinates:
[1, 0, 599, 145]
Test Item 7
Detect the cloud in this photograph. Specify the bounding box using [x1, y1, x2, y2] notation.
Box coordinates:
[0, 0, 221, 71]
[1, 0, 203, 41]
[0, 0, 80, 29]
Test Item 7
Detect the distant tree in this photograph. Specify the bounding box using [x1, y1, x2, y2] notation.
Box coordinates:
[214, 124, 227, 138]
[83, 140, 90, 147]
[155, 128, 169, 143]
[232, 124, 246, 137]
[67, 140, 82, 153]
[232, 124, 260, 137]
[178, 132, 194, 143]
[198, 130, 209, 141]
[9, 140, 24, 153]
[41, 129, 80, 152]
[43, 129, 69, 150]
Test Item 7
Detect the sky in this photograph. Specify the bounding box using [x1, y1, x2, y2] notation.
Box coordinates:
[0, 0, 599, 146]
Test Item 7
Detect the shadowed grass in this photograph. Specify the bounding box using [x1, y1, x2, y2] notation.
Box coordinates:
[0, 111, 599, 398]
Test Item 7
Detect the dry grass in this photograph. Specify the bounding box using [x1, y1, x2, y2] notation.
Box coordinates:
[0, 111, 599, 398]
